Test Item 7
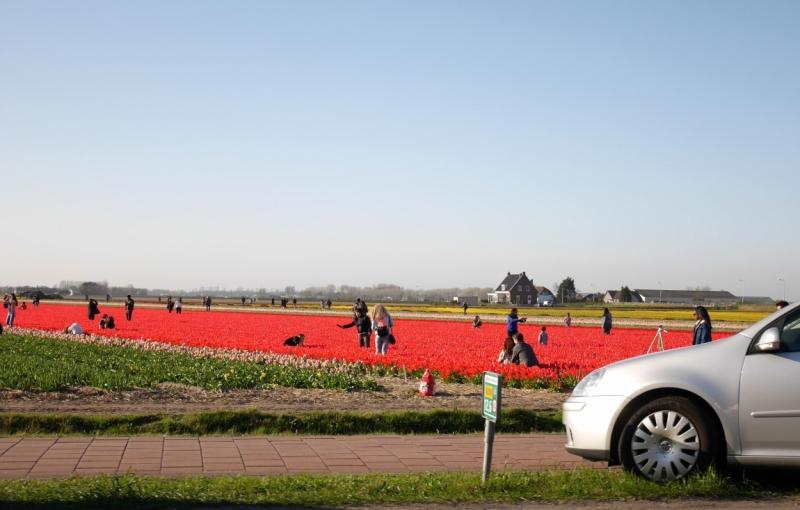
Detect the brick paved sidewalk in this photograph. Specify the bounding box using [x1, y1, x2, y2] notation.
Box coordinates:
[0, 434, 606, 479]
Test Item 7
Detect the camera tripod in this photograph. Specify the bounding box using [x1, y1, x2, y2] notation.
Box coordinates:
[647, 326, 666, 354]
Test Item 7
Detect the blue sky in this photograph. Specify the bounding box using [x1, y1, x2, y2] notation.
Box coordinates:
[2, 1, 798, 299]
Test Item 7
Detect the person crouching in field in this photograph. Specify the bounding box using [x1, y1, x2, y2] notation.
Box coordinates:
[473, 316, 482, 328]
[99, 314, 116, 330]
[64, 323, 85, 335]
[511, 333, 539, 367]
[283, 334, 305, 346]
[371, 304, 394, 356]
[497, 336, 514, 364]
[338, 309, 372, 348]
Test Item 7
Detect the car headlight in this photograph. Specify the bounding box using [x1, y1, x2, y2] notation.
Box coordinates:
[571, 368, 606, 397]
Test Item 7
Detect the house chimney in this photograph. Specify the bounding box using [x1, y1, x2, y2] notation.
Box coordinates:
[522, 271, 526, 276]
[507, 272, 511, 276]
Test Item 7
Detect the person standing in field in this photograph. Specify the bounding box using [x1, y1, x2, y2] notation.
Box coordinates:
[106, 293, 111, 302]
[124, 295, 135, 321]
[205, 296, 212, 311]
[271, 297, 275, 307]
[371, 304, 394, 356]
[507, 308, 527, 338]
[462, 302, 468, 315]
[87, 299, 100, 321]
[692, 306, 712, 345]
[175, 298, 183, 315]
[166, 297, 174, 313]
[538, 326, 548, 345]
[563, 313, 572, 327]
[326, 299, 332, 310]
[601, 308, 612, 335]
[338, 309, 372, 348]
[4, 294, 18, 328]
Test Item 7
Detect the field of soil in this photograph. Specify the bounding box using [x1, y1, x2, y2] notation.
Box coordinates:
[0, 377, 569, 415]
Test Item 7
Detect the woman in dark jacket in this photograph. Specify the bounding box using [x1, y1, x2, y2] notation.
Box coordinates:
[88, 299, 100, 320]
[337, 309, 372, 348]
[601, 308, 612, 335]
[692, 306, 712, 345]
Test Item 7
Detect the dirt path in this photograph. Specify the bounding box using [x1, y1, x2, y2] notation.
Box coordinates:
[0, 377, 569, 415]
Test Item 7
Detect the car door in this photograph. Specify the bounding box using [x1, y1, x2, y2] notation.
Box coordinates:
[739, 308, 800, 456]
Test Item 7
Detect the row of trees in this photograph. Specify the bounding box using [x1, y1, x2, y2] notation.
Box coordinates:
[292, 283, 493, 302]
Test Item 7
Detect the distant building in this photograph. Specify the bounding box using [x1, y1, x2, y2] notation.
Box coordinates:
[453, 296, 480, 306]
[603, 288, 740, 305]
[603, 290, 643, 303]
[634, 289, 738, 305]
[739, 296, 776, 305]
[488, 272, 538, 305]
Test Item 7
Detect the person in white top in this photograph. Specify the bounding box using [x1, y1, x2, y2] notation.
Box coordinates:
[175, 298, 183, 315]
[538, 326, 548, 345]
[371, 304, 394, 355]
[497, 337, 514, 364]
[563, 313, 571, 327]
[64, 323, 84, 335]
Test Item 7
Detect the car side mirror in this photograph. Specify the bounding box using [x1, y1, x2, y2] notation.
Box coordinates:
[756, 327, 782, 352]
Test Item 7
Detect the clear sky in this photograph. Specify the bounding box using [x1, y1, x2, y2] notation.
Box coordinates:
[2, 1, 798, 299]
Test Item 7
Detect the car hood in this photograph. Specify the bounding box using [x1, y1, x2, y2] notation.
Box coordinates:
[588, 333, 752, 398]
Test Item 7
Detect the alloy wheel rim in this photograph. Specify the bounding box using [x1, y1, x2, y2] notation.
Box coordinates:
[631, 410, 700, 482]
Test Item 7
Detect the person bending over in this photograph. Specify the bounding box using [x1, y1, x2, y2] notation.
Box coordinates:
[472, 316, 482, 328]
[64, 323, 85, 335]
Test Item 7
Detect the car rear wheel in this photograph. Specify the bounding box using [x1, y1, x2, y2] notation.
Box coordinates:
[618, 396, 718, 482]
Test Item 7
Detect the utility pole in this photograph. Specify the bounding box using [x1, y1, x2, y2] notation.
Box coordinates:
[591, 284, 595, 303]
[739, 280, 745, 304]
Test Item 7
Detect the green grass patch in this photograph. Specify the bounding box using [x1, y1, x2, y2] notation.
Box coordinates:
[0, 408, 564, 436]
[0, 469, 794, 508]
[0, 333, 374, 392]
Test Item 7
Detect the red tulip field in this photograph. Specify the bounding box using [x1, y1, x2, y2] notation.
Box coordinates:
[10, 304, 727, 388]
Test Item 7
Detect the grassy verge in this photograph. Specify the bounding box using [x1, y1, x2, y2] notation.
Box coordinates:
[0, 409, 564, 436]
[0, 469, 794, 508]
[0, 333, 374, 392]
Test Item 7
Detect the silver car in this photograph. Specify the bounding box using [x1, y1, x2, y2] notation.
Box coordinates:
[562, 302, 800, 482]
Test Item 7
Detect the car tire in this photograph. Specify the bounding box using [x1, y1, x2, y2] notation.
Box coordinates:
[618, 396, 718, 482]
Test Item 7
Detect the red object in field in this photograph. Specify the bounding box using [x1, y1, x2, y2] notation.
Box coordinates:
[419, 369, 436, 396]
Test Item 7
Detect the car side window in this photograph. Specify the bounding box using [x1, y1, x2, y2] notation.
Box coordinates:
[780, 309, 800, 352]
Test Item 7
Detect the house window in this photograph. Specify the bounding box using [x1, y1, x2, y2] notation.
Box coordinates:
[501, 285, 505, 291]
[526, 286, 530, 291]
[518, 285, 522, 291]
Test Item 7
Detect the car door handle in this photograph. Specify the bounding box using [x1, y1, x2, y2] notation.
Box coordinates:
[751, 411, 800, 418]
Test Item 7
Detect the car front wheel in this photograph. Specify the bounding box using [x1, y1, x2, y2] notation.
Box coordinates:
[618, 396, 718, 482]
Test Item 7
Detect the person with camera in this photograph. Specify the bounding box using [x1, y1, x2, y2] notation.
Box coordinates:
[87, 299, 100, 321]
[506, 308, 527, 338]
[338, 309, 373, 348]
[124, 295, 135, 321]
[4, 293, 18, 328]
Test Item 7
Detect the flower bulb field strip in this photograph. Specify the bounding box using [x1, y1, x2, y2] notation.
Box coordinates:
[10, 304, 727, 389]
[0, 333, 375, 392]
